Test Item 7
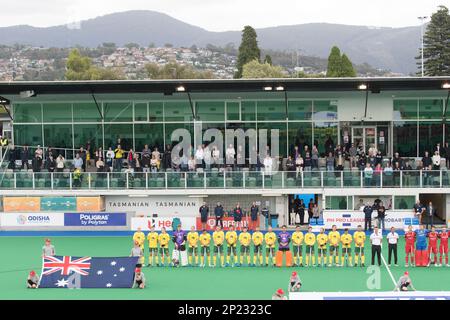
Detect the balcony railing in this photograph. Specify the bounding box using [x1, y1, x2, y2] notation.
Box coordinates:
[0, 169, 448, 191]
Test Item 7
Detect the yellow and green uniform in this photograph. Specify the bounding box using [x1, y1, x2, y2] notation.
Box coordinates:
[147, 231, 159, 266]
[158, 233, 171, 265]
[304, 232, 316, 266]
[264, 232, 277, 265]
[199, 233, 212, 266]
[238, 232, 252, 265]
[187, 231, 199, 265]
[328, 231, 341, 265]
[316, 233, 328, 265]
[252, 231, 264, 265]
[212, 230, 225, 266]
[340, 233, 353, 266]
[292, 231, 304, 265]
[353, 231, 366, 265]
[133, 231, 146, 264]
[225, 231, 238, 264]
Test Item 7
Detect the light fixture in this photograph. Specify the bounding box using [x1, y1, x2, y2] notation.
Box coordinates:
[19, 90, 36, 98]
[175, 85, 186, 92]
[442, 82, 450, 89]
[357, 84, 368, 90]
[263, 86, 273, 91]
[275, 85, 285, 91]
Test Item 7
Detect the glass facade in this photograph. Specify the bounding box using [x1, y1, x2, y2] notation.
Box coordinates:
[11, 96, 447, 159]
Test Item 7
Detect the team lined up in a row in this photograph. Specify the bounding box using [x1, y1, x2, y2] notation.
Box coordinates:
[130, 224, 448, 268]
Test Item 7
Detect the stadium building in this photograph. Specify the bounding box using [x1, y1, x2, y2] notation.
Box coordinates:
[0, 77, 449, 231]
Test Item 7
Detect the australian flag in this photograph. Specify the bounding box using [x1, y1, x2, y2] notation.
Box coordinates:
[38, 256, 139, 288]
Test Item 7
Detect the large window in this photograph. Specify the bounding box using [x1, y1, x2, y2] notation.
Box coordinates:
[419, 99, 443, 119]
[325, 196, 352, 210]
[165, 123, 194, 151]
[149, 102, 164, 122]
[73, 102, 102, 122]
[241, 101, 256, 121]
[14, 124, 42, 146]
[394, 100, 417, 120]
[134, 102, 148, 122]
[287, 122, 312, 155]
[419, 122, 443, 155]
[73, 124, 103, 151]
[258, 122, 288, 158]
[313, 100, 337, 121]
[43, 103, 72, 122]
[288, 100, 313, 120]
[314, 122, 338, 155]
[164, 101, 193, 122]
[134, 123, 164, 151]
[14, 103, 42, 123]
[196, 101, 225, 122]
[393, 122, 417, 157]
[257, 100, 285, 121]
[44, 125, 73, 149]
[394, 196, 415, 210]
[104, 102, 133, 122]
[104, 124, 133, 151]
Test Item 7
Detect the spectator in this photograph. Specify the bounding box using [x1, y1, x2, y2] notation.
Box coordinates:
[214, 202, 224, 228]
[141, 145, 151, 172]
[377, 201, 386, 230]
[163, 145, 172, 170]
[285, 155, 295, 176]
[443, 141, 450, 168]
[295, 154, 303, 178]
[311, 145, 319, 169]
[188, 156, 196, 172]
[434, 142, 442, 155]
[212, 146, 220, 168]
[302, 145, 309, 159]
[78, 147, 87, 171]
[364, 163, 373, 186]
[383, 162, 393, 186]
[312, 203, 320, 223]
[386, 227, 399, 266]
[335, 148, 344, 172]
[114, 144, 124, 171]
[180, 153, 189, 172]
[73, 153, 83, 171]
[373, 163, 382, 186]
[236, 145, 245, 170]
[249, 202, 259, 230]
[422, 151, 432, 169]
[204, 144, 212, 171]
[56, 155, 65, 172]
[355, 198, 364, 210]
[73, 168, 82, 188]
[370, 226, 383, 266]
[20, 145, 30, 170]
[233, 203, 243, 230]
[425, 201, 436, 229]
[363, 202, 374, 231]
[358, 153, 367, 171]
[324, 136, 335, 155]
[375, 150, 383, 167]
[349, 143, 357, 167]
[152, 147, 161, 168]
[226, 144, 235, 166]
[35, 145, 43, 161]
[150, 154, 159, 173]
[95, 147, 104, 162]
[298, 199, 306, 225]
[8, 145, 16, 169]
[303, 152, 312, 171]
[413, 199, 425, 224]
[42, 238, 55, 257]
[96, 156, 105, 172]
[32, 155, 42, 172]
[326, 152, 335, 171]
[127, 149, 134, 165]
[199, 202, 209, 230]
[195, 145, 204, 169]
[263, 155, 273, 174]
[132, 153, 141, 172]
[432, 151, 441, 170]
[106, 147, 115, 172]
[392, 152, 402, 169]
[46, 155, 56, 172]
[307, 199, 314, 223]
[27, 271, 39, 289]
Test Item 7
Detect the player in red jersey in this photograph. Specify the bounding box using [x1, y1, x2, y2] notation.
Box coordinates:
[427, 226, 439, 266]
[404, 225, 416, 267]
[438, 227, 449, 267]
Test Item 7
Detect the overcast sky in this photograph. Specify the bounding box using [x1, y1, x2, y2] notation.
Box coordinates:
[1, 0, 445, 30]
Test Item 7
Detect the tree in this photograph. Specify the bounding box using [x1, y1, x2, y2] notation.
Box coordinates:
[242, 59, 286, 78]
[341, 54, 356, 77]
[65, 49, 125, 80]
[264, 54, 273, 65]
[326, 46, 342, 77]
[144, 61, 214, 79]
[235, 26, 261, 78]
[124, 43, 140, 49]
[326, 46, 357, 77]
[417, 5, 450, 76]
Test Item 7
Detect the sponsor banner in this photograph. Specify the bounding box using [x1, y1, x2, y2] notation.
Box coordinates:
[77, 197, 105, 212]
[106, 195, 201, 217]
[0, 213, 64, 227]
[196, 217, 251, 231]
[131, 217, 196, 231]
[322, 211, 416, 230]
[290, 291, 450, 300]
[41, 197, 77, 211]
[3, 197, 40, 212]
[64, 213, 127, 227]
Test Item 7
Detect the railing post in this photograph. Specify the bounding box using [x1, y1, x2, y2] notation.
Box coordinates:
[165, 172, 168, 189]
[107, 172, 110, 189]
[262, 171, 265, 189]
[341, 171, 343, 188]
[440, 170, 442, 188]
[420, 170, 423, 188]
[32, 172, 35, 189]
[69, 172, 73, 190]
[243, 171, 246, 189]
[360, 170, 363, 188]
[400, 171, 403, 188]
[320, 171, 324, 188]
[145, 172, 148, 189]
[51, 172, 54, 190]
[126, 172, 129, 189]
[223, 170, 226, 188]
[281, 171, 284, 189]
[301, 171, 304, 189]
[184, 172, 187, 189]
[204, 171, 207, 189]
[13, 172, 16, 189]
[380, 171, 383, 188]
[88, 173, 91, 189]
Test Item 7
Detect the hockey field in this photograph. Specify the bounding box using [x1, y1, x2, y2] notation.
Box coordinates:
[0, 235, 449, 300]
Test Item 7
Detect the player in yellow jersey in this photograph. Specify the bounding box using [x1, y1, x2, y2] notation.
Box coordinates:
[238, 227, 252, 266]
[146, 226, 159, 267]
[212, 226, 225, 267]
[187, 226, 199, 266]
[291, 226, 304, 267]
[328, 225, 341, 267]
[198, 229, 212, 267]
[225, 226, 238, 267]
[304, 226, 316, 267]
[353, 225, 366, 267]
[264, 226, 277, 267]
[340, 228, 353, 267]
[252, 227, 264, 266]
[316, 228, 328, 267]
[158, 227, 171, 266]
[133, 227, 146, 265]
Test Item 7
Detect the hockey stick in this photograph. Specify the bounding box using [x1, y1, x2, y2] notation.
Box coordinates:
[320, 247, 324, 267]
[309, 245, 313, 267]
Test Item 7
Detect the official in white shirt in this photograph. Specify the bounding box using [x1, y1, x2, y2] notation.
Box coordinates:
[386, 227, 399, 266]
[370, 226, 383, 266]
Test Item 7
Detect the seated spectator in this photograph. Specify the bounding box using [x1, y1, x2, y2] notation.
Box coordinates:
[27, 270, 39, 289]
[56, 154, 65, 172]
[188, 156, 196, 172]
[180, 154, 189, 172]
[96, 157, 105, 172]
[73, 153, 83, 171]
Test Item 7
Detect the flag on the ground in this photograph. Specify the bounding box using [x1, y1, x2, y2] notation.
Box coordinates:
[38, 255, 139, 288]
